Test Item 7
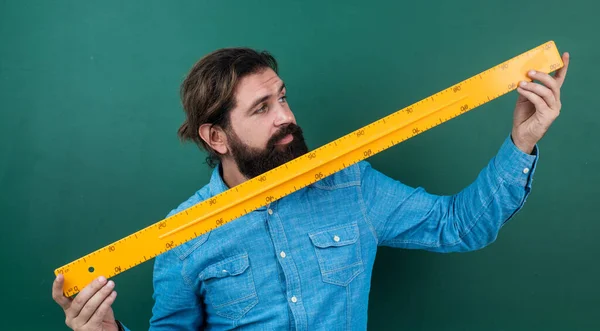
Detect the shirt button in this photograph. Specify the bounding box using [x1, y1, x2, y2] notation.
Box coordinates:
[291, 296, 298, 303]
[523, 168, 530, 174]
[268, 209, 273, 215]
[280, 251, 286, 258]
[333, 235, 340, 242]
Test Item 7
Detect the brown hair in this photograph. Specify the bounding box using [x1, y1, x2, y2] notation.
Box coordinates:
[178, 47, 279, 167]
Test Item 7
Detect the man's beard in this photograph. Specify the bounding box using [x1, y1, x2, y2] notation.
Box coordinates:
[226, 123, 309, 179]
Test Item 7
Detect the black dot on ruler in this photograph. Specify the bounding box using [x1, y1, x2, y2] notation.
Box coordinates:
[88, 266, 95, 273]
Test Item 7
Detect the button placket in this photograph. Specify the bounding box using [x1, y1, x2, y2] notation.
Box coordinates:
[264, 203, 308, 329]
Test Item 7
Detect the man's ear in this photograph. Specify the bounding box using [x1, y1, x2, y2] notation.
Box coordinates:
[199, 123, 228, 155]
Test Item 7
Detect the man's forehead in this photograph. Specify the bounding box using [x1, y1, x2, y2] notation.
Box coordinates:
[235, 69, 282, 103]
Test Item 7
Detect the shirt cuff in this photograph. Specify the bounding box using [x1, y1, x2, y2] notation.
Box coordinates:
[494, 134, 539, 188]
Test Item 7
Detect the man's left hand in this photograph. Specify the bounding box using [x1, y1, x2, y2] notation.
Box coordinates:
[511, 52, 570, 154]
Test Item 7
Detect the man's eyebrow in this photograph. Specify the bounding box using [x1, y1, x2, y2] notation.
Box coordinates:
[246, 82, 286, 113]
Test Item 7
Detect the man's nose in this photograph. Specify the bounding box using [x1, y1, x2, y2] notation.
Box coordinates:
[273, 104, 294, 126]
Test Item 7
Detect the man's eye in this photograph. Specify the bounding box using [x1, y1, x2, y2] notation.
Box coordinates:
[256, 105, 267, 114]
[278, 95, 287, 103]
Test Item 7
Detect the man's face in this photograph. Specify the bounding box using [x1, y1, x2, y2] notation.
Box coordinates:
[224, 68, 309, 179]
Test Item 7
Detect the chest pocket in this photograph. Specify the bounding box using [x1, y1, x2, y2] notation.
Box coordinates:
[198, 253, 258, 320]
[308, 222, 364, 286]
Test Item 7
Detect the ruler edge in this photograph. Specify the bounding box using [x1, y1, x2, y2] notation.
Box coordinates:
[54, 40, 563, 294]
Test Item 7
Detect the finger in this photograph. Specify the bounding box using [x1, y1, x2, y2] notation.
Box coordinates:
[52, 274, 72, 310]
[74, 280, 116, 325]
[516, 87, 555, 119]
[66, 276, 108, 319]
[528, 70, 560, 101]
[518, 81, 557, 109]
[87, 291, 117, 326]
[554, 52, 570, 87]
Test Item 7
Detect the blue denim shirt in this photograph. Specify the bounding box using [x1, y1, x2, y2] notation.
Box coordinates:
[124, 134, 537, 330]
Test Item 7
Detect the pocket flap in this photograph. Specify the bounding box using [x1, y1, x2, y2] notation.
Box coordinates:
[309, 222, 359, 248]
[199, 254, 250, 280]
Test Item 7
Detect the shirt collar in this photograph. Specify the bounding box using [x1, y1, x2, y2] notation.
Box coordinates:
[207, 163, 229, 196]
[207, 163, 268, 211]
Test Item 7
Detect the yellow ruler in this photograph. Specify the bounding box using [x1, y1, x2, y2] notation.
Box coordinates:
[55, 41, 564, 296]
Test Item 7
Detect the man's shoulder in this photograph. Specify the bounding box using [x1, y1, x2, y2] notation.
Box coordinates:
[155, 184, 214, 265]
[166, 185, 212, 218]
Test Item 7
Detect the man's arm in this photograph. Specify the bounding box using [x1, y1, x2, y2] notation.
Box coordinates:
[359, 134, 537, 252]
[117, 209, 206, 331]
[148, 248, 205, 330]
[359, 52, 569, 252]
[148, 206, 206, 330]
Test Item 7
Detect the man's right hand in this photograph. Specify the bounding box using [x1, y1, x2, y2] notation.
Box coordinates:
[52, 274, 119, 331]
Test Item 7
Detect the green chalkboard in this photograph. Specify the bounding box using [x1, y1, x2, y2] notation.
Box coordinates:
[1, 0, 598, 330]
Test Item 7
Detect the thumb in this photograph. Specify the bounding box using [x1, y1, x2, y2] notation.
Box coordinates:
[52, 274, 73, 310]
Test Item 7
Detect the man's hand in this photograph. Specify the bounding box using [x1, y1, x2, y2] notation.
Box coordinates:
[52, 274, 119, 331]
[511, 52, 570, 154]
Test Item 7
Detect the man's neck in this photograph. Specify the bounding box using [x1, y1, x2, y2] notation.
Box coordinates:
[219, 158, 249, 188]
